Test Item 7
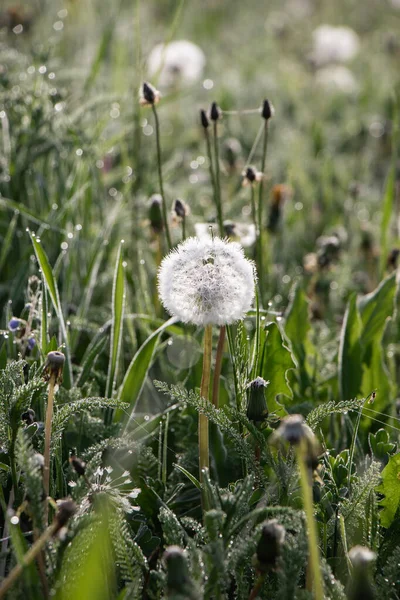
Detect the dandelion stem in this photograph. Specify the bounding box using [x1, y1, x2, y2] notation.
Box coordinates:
[0, 521, 58, 599]
[250, 185, 257, 229]
[248, 574, 265, 600]
[182, 213, 186, 241]
[296, 440, 324, 600]
[212, 325, 225, 409]
[213, 121, 224, 237]
[43, 374, 56, 524]
[203, 127, 223, 236]
[152, 104, 172, 250]
[199, 325, 212, 481]
[257, 122, 269, 302]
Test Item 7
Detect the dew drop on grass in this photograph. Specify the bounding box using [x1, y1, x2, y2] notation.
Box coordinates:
[144, 415, 150, 421]
[10, 516, 19, 525]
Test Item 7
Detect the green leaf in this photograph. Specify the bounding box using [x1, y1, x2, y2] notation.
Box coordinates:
[77, 334, 108, 388]
[106, 241, 125, 398]
[30, 233, 73, 388]
[338, 294, 363, 400]
[120, 317, 178, 426]
[376, 453, 400, 528]
[259, 322, 295, 416]
[380, 98, 399, 277]
[284, 285, 310, 363]
[173, 464, 201, 490]
[358, 274, 397, 347]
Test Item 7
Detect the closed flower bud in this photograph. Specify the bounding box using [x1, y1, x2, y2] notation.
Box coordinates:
[261, 99, 274, 120]
[254, 520, 285, 572]
[246, 377, 269, 423]
[69, 455, 86, 477]
[44, 351, 65, 384]
[21, 409, 35, 426]
[53, 499, 76, 533]
[200, 109, 209, 129]
[139, 81, 160, 106]
[210, 101, 221, 121]
[149, 194, 163, 234]
[272, 414, 321, 469]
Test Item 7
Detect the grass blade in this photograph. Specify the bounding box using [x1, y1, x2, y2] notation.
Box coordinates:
[30, 232, 73, 388]
[106, 240, 126, 398]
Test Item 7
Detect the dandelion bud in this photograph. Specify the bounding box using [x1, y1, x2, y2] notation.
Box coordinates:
[242, 166, 262, 187]
[210, 101, 221, 121]
[139, 81, 160, 106]
[69, 455, 86, 477]
[272, 414, 320, 469]
[172, 199, 188, 220]
[348, 546, 376, 600]
[261, 99, 274, 120]
[164, 546, 194, 597]
[149, 194, 163, 234]
[200, 109, 209, 129]
[158, 237, 256, 326]
[246, 377, 269, 423]
[21, 408, 35, 426]
[254, 520, 285, 572]
[44, 351, 65, 384]
[8, 317, 20, 332]
[53, 499, 76, 534]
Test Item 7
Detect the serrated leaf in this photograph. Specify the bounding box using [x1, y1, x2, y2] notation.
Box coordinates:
[259, 322, 295, 416]
[376, 453, 400, 528]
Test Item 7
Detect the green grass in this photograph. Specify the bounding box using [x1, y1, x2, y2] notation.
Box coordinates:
[0, 0, 400, 598]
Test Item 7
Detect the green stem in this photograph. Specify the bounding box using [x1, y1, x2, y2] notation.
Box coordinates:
[0, 521, 58, 599]
[152, 104, 172, 250]
[250, 185, 257, 229]
[257, 122, 269, 301]
[296, 442, 324, 600]
[211, 326, 225, 409]
[43, 374, 56, 524]
[248, 574, 265, 600]
[199, 325, 213, 482]
[182, 214, 186, 241]
[212, 121, 224, 237]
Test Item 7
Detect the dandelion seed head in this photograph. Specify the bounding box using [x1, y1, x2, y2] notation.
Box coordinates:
[147, 40, 205, 88]
[348, 545, 376, 567]
[311, 25, 360, 67]
[158, 237, 256, 326]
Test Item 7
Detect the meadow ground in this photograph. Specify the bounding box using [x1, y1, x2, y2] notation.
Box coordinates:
[0, 0, 400, 598]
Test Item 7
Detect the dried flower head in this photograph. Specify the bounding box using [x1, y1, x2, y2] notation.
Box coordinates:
[254, 520, 286, 572]
[209, 101, 221, 121]
[139, 81, 160, 106]
[148, 193, 163, 234]
[242, 166, 263, 186]
[195, 222, 256, 248]
[273, 414, 314, 445]
[53, 499, 76, 538]
[158, 237, 256, 326]
[261, 99, 275, 120]
[200, 109, 209, 129]
[172, 198, 189, 221]
[44, 351, 65, 384]
[69, 455, 86, 477]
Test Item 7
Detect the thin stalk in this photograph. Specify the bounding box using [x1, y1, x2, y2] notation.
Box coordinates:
[162, 412, 169, 486]
[212, 121, 224, 236]
[248, 574, 265, 600]
[257, 122, 269, 301]
[203, 127, 223, 236]
[250, 185, 257, 229]
[43, 374, 56, 524]
[212, 325, 225, 409]
[181, 214, 186, 241]
[296, 441, 324, 600]
[0, 521, 58, 599]
[152, 104, 172, 250]
[199, 325, 213, 481]
[347, 396, 368, 490]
